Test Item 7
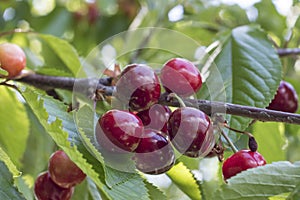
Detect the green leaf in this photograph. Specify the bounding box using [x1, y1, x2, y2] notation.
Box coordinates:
[252, 122, 286, 162]
[167, 162, 201, 200]
[287, 182, 300, 200]
[75, 105, 105, 165]
[214, 25, 282, 140]
[39, 34, 81, 76]
[214, 161, 300, 199]
[254, 0, 287, 40]
[0, 87, 29, 168]
[15, 176, 34, 200]
[25, 33, 81, 76]
[144, 180, 167, 200]
[103, 174, 150, 200]
[0, 160, 26, 200]
[21, 105, 56, 177]
[87, 177, 105, 200]
[71, 179, 90, 200]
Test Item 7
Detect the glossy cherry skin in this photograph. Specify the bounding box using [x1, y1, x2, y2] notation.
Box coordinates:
[137, 104, 171, 133]
[48, 150, 86, 188]
[97, 110, 144, 152]
[0, 43, 26, 78]
[167, 107, 215, 157]
[267, 81, 298, 113]
[133, 129, 175, 174]
[34, 171, 74, 200]
[222, 150, 266, 180]
[115, 64, 161, 112]
[160, 58, 202, 97]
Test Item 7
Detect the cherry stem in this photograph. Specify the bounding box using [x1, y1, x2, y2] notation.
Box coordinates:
[219, 128, 238, 153]
[223, 123, 254, 138]
[168, 93, 186, 107]
[0, 29, 33, 38]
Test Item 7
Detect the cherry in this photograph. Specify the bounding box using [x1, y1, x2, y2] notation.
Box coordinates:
[136, 104, 171, 133]
[96, 109, 144, 152]
[0, 43, 26, 78]
[222, 150, 266, 180]
[87, 2, 100, 24]
[160, 58, 202, 97]
[267, 81, 298, 113]
[133, 129, 175, 174]
[34, 171, 74, 200]
[167, 107, 215, 157]
[115, 64, 161, 112]
[48, 150, 86, 188]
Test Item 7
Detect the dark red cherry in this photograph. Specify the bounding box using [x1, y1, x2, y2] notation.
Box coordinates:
[96, 110, 144, 152]
[222, 150, 266, 180]
[167, 107, 215, 157]
[115, 64, 161, 112]
[34, 171, 74, 200]
[160, 58, 202, 97]
[48, 150, 86, 189]
[133, 129, 175, 174]
[137, 104, 171, 133]
[267, 81, 298, 113]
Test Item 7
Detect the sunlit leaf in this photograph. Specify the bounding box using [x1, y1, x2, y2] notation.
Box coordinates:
[167, 162, 201, 200]
[252, 122, 286, 163]
[0, 87, 29, 168]
[0, 146, 20, 177]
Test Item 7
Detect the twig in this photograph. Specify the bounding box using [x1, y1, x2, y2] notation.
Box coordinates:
[16, 73, 115, 96]
[277, 48, 300, 57]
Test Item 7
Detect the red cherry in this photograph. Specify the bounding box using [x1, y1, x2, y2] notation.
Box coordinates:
[0, 43, 26, 78]
[34, 171, 74, 200]
[160, 58, 202, 97]
[115, 64, 161, 112]
[96, 110, 144, 152]
[136, 104, 171, 133]
[48, 150, 86, 188]
[133, 129, 175, 174]
[222, 150, 266, 180]
[167, 107, 215, 157]
[267, 81, 298, 113]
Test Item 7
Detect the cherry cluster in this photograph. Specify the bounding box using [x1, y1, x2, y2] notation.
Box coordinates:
[34, 150, 86, 200]
[95, 58, 215, 174]
[95, 57, 299, 180]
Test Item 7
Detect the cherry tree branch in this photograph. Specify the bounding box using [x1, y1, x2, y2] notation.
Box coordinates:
[160, 97, 300, 124]
[12, 73, 300, 125]
[17, 73, 115, 96]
